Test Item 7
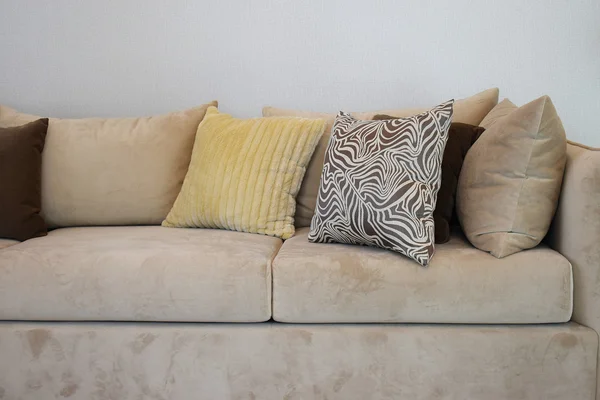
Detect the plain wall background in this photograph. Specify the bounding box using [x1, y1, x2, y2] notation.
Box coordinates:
[0, 0, 598, 145]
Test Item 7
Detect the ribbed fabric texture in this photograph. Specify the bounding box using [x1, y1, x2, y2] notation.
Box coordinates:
[162, 107, 325, 239]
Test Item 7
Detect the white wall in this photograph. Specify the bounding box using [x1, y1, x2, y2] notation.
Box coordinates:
[1, 0, 599, 145]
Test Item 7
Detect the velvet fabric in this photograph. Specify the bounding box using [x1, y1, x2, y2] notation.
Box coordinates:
[547, 141, 600, 400]
[0, 118, 49, 241]
[273, 228, 572, 324]
[0, 103, 217, 227]
[0, 226, 282, 322]
[457, 96, 567, 258]
[479, 98, 517, 129]
[0, 321, 595, 400]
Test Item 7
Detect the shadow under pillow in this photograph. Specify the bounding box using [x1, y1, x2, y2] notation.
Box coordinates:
[0, 118, 49, 241]
[372, 116, 485, 243]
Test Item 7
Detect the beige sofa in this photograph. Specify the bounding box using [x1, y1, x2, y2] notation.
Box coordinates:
[0, 110, 599, 399]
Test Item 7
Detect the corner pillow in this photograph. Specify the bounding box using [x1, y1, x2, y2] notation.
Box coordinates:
[263, 88, 498, 228]
[0, 119, 49, 241]
[457, 96, 567, 258]
[308, 101, 454, 266]
[372, 116, 485, 243]
[162, 107, 325, 239]
[0, 102, 217, 227]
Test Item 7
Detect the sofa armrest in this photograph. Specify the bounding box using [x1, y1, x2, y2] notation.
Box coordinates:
[548, 141, 600, 326]
[547, 141, 600, 398]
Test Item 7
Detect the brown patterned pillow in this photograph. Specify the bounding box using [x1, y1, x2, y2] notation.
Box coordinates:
[371, 117, 486, 244]
[308, 101, 454, 266]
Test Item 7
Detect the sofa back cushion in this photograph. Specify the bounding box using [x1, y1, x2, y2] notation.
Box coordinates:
[263, 88, 499, 227]
[0, 102, 217, 227]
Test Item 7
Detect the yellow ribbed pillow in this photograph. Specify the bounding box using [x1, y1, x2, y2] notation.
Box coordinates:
[162, 107, 325, 239]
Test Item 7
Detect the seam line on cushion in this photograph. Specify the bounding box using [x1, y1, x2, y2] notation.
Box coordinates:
[268, 240, 284, 320]
[568, 260, 574, 321]
[475, 230, 537, 239]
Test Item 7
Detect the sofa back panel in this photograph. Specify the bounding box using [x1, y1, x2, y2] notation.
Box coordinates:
[0, 102, 216, 227]
[547, 140, 600, 400]
[0, 322, 595, 400]
[263, 88, 499, 228]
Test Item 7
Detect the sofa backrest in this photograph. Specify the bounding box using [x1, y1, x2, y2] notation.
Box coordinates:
[0, 102, 216, 227]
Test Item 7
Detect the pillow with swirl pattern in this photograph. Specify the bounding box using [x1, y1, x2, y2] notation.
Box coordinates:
[308, 100, 454, 266]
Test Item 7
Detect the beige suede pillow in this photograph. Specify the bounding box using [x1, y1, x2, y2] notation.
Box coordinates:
[457, 96, 567, 258]
[263, 88, 500, 227]
[0, 102, 217, 227]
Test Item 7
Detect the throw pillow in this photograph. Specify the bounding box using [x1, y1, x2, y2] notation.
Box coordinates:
[263, 88, 498, 228]
[372, 116, 486, 244]
[162, 107, 325, 239]
[457, 96, 567, 258]
[0, 102, 217, 227]
[308, 101, 454, 266]
[0, 119, 49, 241]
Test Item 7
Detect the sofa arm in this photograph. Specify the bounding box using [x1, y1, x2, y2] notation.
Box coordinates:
[548, 141, 600, 325]
[547, 141, 600, 397]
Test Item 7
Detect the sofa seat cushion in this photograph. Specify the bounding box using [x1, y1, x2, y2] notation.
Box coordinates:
[273, 228, 572, 323]
[0, 226, 281, 322]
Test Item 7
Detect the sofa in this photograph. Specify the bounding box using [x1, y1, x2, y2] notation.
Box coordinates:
[0, 94, 599, 400]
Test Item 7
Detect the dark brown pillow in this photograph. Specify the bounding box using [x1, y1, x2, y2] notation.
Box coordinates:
[0, 118, 49, 241]
[373, 115, 485, 243]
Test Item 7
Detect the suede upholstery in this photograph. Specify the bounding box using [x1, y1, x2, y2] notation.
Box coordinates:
[1, 92, 600, 399]
[0, 103, 217, 227]
[457, 96, 567, 258]
[0, 226, 281, 322]
[0, 322, 595, 400]
[547, 141, 600, 400]
[0, 118, 48, 241]
[479, 98, 518, 129]
[273, 228, 572, 324]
